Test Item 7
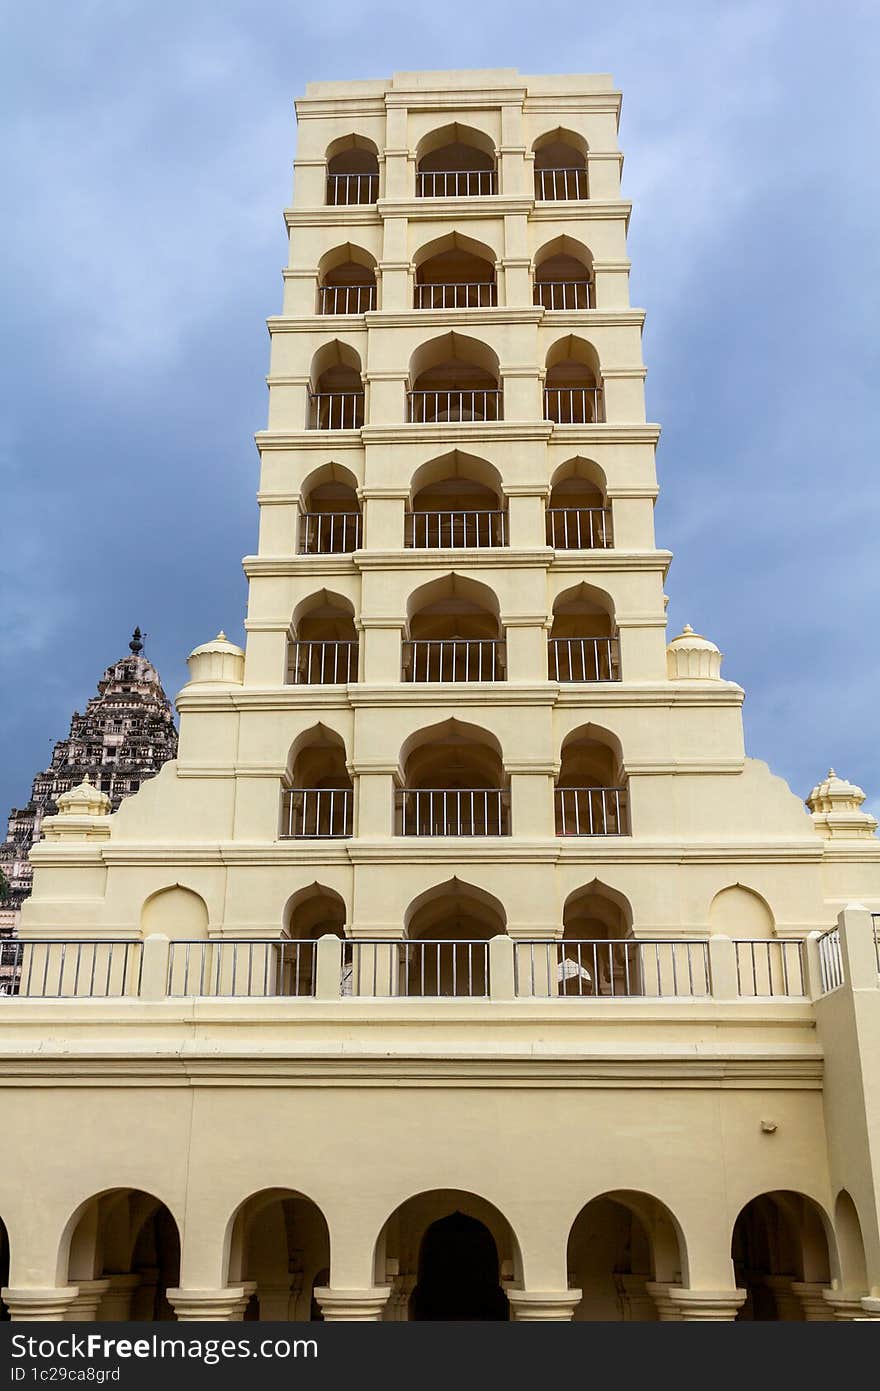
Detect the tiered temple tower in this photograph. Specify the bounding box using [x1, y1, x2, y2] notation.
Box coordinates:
[1, 71, 879, 1325]
[0, 630, 177, 918]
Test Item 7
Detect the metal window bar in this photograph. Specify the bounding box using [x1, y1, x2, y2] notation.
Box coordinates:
[543, 387, 604, 424]
[298, 512, 362, 554]
[281, 788, 353, 839]
[349, 939, 490, 997]
[0, 939, 143, 999]
[407, 389, 502, 423]
[546, 507, 612, 549]
[317, 284, 376, 314]
[325, 173, 378, 205]
[308, 392, 365, 430]
[555, 787, 627, 836]
[733, 940, 806, 997]
[405, 510, 507, 549]
[166, 939, 317, 998]
[534, 167, 589, 200]
[414, 282, 497, 309]
[416, 170, 497, 198]
[817, 927, 843, 994]
[397, 788, 508, 836]
[548, 637, 620, 682]
[513, 939, 710, 998]
[402, 638, 505, 683]
[287, 640, 358, 685]
[873, 914, 880, 974]
[534, 280, 593, 311]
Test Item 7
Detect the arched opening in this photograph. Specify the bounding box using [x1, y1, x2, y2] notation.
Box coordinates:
[834, 1190, 868, 1297]
[567, 1191, 685, 1320]
[544, 335, 603, 424]
[549, 582, 619, 682]
[375, 1189, 517, 1317]
[63, 1189, 181, 1321]
[286, 591, 358, 685]
[416, 124, 497, 198]
[533, 128, 589, 200]
[298, 464, 362, 554]
[556, 726, 629, 836]
[407, 451, 506, 549]
[404, 574, 505, 682]
[402, 879, 505, 997]
[558, 882, 635, 997]
[408, 332, 501, 424]
[281, 726, 352, 839]
[414, 232, 497, 310]
[325, 135, 379, 205]
[317, 244, 377, 315]
[534, 235, 593, 311]
[227, 1188, 330, 1321]
[282, 884, 350, 996]
[0, 1218, 9, 1320]
[733, 1192, 834, 1320]
[397, 721, 509, 837]
[308, 342, 364, 430]
[546, 457, 611, 549]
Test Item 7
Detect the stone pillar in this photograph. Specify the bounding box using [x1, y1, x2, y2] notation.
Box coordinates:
[668, 1288, 746, 1320]
[488, 934, 516, 1002]
[763, 1275, 804, 1321]
[98, 1274, 141, 1321]
[66, 1279, 111, 1321]
[786, 1282, 833, 1320]
[823, 1292, 869, 1320]
[166, 1287, 250, 1321]
[619, 1274, 658, 1321]
[257, 1280, 293, 1320]
[313, 1286, 391, 1321]
[645, 1282, 683, 1320]
[506, 1289, 582, 1321]
[314, 933, 344, 1001]
[2, 1287, 80, 1321]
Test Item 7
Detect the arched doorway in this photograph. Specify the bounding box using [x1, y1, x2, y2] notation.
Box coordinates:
[63, 1189, 182, 1320]
[227, 1188, 330, 1321]
[411, 1213, 508, 1320]
[567, 1190, 685, 1320]
[732, 1191, 833, 1320]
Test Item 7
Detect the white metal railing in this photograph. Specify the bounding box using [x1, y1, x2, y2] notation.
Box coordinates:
[546, 506, 612, 549]
[406, 510, 507, 549]
[417, 170, 497, 197]
[298, 511, 362, 554]
[0, 939, 142, 998]
[534, 167, 589, 200]
[514, 939, 711, 998]
[407, 389, 502, 423]
[873, 914, 880, 974]
[287, 640, 358, 684]
[402, 638, 505, 682]
[397, 789, 509, 836]
[555, 787, 627, 836]
[817, 927, 843, 993]
[318, 284, 376, 314]
[308, 392, 364, 430]
[166, 939, 317, 998]
[415, 282, 496, 309]
[733, 940, 806, 997]
[349, 939, 490, 997]
[326, 173, 378, 205]
[534, 280, 592, 311]
[548, 637, 620, 682]
[281, 788, 352, 838]
[544, 387, 604, 424]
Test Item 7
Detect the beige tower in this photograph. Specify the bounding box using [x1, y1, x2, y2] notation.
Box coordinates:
[1, 70, 879, 1325]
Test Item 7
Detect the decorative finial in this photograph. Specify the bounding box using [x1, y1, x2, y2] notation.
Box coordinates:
[216, 631, 227, 642]
[129, 627, 144, 655]
[682, 623, 694, 634]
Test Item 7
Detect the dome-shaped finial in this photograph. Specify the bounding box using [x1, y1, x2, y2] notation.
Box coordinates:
[129, 627, 144, 655]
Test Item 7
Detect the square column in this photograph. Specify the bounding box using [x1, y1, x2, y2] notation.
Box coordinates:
[166, 1286, 252, 1321]
[669, 1288, 746, 1320]
[314, 1286, 391, 1321]
[507, 1288, 583, 1320]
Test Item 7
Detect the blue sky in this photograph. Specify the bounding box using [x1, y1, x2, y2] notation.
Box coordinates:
[1, 0, 878, 821]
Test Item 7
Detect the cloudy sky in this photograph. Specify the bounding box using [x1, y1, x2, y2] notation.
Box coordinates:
[1, 0, 878, 822]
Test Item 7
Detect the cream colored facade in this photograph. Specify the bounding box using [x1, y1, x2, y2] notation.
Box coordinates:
[2, 68, 880, 1324]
